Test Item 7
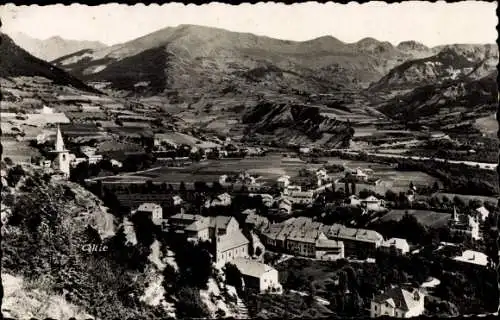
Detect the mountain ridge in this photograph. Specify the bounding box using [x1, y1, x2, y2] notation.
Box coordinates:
[6, 32, 107, 62]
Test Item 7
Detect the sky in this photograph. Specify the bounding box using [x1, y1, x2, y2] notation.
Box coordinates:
[0, 1, 497, 47]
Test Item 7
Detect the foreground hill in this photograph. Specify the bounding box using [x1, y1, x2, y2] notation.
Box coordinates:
[0, 33, 100, 93]
[369, 44, 498, 91]
[53, 24, 435, 97]
[7, 32, 107, 62]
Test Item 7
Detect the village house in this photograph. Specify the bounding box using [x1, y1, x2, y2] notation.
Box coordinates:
[452, 250, 489, 268]
[346, 195, 385, 212]
[379, 238, 410, 256]
[277, 175, 291, 189]
[206, 192, 232, 207]
[322, 224, 384, 258]
[232, 258, 283, 294]
[244, 212, 270, 231]
[215, 228, 250, 266]
[370, 286, 425, 318]
[287, 190, 315, 205]
[209, 216, 240, 239]
[260, 224, 285, 248]
[184, 217, 211, 242]
[167, 213, 206, 234]
[475, 206, 490, 222]
[136, 203, 163, 226]
[80, 146, 103, 164]
[315, 237, 345, 261]
[277, 197, 293, 215]
[449, 207, 481, 241]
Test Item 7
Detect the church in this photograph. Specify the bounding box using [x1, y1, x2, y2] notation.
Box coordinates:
[45, 126, 71, 179]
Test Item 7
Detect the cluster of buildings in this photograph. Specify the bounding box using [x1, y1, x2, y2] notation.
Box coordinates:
[370, 286, 425, 318]
[134, 203, 282, 294]
[448, 206, 482, 241]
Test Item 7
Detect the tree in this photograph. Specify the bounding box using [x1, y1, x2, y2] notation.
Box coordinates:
[385, 190, 397, 202]
[224, 263, 243, 293]
[255, 246, 263, 257]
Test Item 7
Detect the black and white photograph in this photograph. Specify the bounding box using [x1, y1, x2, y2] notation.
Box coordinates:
[0, 1, 498, 319]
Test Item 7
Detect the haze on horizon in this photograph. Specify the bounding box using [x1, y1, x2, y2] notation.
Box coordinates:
[0, 1, 497, 47]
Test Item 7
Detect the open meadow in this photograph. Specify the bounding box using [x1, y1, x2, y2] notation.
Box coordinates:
[380, 209, 451, 228]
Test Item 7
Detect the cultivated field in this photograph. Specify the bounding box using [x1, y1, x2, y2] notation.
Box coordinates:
[380, 209, 451, 228]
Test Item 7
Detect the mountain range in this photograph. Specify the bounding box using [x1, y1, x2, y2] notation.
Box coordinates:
[0, 33, 99, 93]
[51, 24, 440, 96]
[1, 24, 498, 146]
[6, 32, 107, 62]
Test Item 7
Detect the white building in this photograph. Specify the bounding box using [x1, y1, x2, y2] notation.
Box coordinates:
[453, 250, 489, 267]
[288, 190, 314, 205]
[370, 286, 425, 318]
[215, 229, 249, 266]
[232, 258, 283, 294]
[347, 195, 385, 212]
[449, 207, 481, 241]
[277, 175, 290, 189]
[380, 238, 410, 256]
[137, 203, 163, 226]
[475, 206, 490, 222]
[206, 193, 232, 207]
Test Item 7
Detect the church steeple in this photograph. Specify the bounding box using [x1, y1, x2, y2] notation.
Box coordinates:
[55, 125, 67, 152]
[452, 205, 459, 222]
[50, 125, 70, 178]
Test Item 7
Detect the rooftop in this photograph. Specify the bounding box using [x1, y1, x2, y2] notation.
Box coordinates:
[216, 229, 249, 253]
[210, 215, 235, 230]
[372, 287, 422, 311]
[453, 250, 488, 266]
[381, 238, 410, 249]
[232, 258, 277, 279]
[137, 203, 162, 212]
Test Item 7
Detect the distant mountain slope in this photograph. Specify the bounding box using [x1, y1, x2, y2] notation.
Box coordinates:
[0, 33, 100, 93]
[378, 72, 498, 126]
[369, 44, 498, 91]
[7, 32, 107, 62]
[242, 102, 354, 148]
[53, 24, 434, 96]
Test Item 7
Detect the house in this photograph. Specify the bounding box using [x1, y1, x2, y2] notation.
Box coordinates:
[136, 203, 163, 226]
[370, 286, 425, 318]
[245, 212, 270, 230]
[452, 250, 489, 268]
[167, 213, 205, 232]
[232, 258, 283, 294]
[322, 224, 384, 258]
[348, 168, 368, 182]
[449, 207, 481, 240]
[299, 147, 311, 154]
[167, 213, 211, 241]
[206, 193, 232, 207]
[209, 216, 240, 238]
[277, 175, 290, 189]
[285, 185, 302, 193]
[347, 195, 385, 212]
[475, 206, 490, 222]
[215, 229, 249, 266]
[315, 237, 345, 261]
[171, 195, 183, 207]
[80, 146, 103, 164]
[288, 190, 314, 205]
[184, 217, 211, 242]
[380, 238, 410, 256]
[346, 195, 362, 206]
[361, 196, 386, 212]
[261, 224, 285, 248]
[277, 197, 293, 215]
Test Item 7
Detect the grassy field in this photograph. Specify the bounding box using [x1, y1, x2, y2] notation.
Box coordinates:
[380, 209, 451, 228]
[474, 114, 498, 138]
[432, 193, 498, 205]
[94, 155, 322, 184]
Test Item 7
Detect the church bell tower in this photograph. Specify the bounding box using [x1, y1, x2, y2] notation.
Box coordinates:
[50, 125, 70, 178]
